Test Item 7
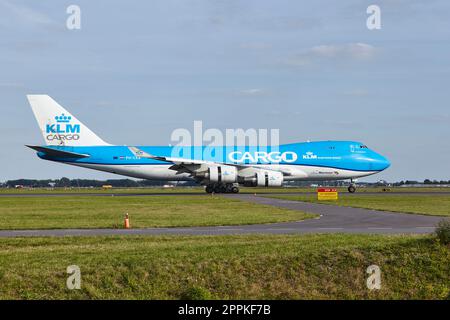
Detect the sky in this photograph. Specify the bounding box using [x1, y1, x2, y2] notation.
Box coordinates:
[0, 0, 449, 182]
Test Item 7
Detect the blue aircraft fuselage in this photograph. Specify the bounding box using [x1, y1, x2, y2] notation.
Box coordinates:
[35, 140, 390, 182]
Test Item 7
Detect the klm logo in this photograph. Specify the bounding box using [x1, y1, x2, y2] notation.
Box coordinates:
[46, 124, 80, 133]
[303, 151, 318, 160]
[46, 114, 80, 141]
[46, 114, 80, 134]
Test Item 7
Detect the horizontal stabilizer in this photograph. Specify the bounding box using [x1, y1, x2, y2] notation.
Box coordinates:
[26, 145, 90, 159]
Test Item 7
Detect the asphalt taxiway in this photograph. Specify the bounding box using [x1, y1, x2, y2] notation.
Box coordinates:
[0, 193, 443, 237]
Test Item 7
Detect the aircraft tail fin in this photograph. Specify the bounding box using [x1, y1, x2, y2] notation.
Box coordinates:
[27, 95, 110, 146]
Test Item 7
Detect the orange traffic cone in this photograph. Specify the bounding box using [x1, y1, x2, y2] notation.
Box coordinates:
[124, 213, 130, 229]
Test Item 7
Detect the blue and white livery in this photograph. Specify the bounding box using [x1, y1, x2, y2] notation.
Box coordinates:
[26, 95, 390, 193]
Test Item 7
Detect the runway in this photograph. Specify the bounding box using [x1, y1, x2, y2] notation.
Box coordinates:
[0, 194, 443, 237]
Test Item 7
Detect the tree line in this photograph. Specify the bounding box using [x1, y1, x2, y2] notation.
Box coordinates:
[1, 178, 196, 188]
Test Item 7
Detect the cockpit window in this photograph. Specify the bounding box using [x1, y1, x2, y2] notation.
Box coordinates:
[360, 145, 368, 149]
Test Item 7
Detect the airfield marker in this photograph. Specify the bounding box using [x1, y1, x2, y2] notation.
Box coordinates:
[124, 213, 130, 229]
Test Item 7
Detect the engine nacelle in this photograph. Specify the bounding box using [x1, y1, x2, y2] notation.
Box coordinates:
[244, 170, 284, 187]
[208, 165, 238, 183]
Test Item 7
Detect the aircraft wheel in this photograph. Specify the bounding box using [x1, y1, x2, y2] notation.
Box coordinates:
[205, 185, 214, 193]
[348, 185, 356, 193]
[231, 186, 239, 193]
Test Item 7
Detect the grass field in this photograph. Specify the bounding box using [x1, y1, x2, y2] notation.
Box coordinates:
[0, 195, 315, 230]
[0, 234, 448, 299]
[266, 194, 450, 217]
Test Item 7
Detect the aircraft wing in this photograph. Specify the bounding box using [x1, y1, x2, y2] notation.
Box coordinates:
[128, 146, 236, 179]
[128, 146, 303, 178]
[128, 146, 236, 167]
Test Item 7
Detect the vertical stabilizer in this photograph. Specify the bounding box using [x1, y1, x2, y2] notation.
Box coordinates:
[27, 95, 110, 146]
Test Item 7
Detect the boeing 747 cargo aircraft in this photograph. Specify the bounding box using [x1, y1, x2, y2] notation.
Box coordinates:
[26, 95, 390, 193]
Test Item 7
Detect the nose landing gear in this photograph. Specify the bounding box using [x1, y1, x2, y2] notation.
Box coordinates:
[348, 179, 356, 193]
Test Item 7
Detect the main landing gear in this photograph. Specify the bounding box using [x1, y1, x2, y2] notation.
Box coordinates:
[348, 179, 356, 193]
[205, 183, 240, 194]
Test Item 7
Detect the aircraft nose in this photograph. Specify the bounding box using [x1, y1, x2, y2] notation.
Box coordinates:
[374, 154, 390, 171]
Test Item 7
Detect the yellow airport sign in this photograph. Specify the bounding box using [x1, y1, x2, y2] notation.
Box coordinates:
[317, 188, 338, 200]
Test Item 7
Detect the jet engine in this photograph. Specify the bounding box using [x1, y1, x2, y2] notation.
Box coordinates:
[243, 170, 283, 187]
[207, 165, 238, 183]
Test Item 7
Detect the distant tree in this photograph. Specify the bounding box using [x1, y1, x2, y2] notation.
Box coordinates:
[58, 177, 71, 188]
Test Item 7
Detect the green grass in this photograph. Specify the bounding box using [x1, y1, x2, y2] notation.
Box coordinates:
[0, 195, 315, 230]
[0, 234, 448, 299]
[266, 194, 450, 217]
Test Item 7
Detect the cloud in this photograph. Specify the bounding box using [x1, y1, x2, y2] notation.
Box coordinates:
[312, 43, 376, 59]
[0, 1, 58, 29]
[285, 43, 378, 66]
[238, 88, 267, 96]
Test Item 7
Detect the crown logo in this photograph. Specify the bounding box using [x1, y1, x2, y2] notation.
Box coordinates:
[55, 113, 72, 123]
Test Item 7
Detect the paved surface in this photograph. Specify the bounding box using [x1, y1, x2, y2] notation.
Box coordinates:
[0, 194, 444, 237]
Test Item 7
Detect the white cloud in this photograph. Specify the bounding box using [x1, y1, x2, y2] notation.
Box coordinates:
[239, 88, 266, 96]
[0, 1, 57, 28]
[285, 43, 378, 66]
